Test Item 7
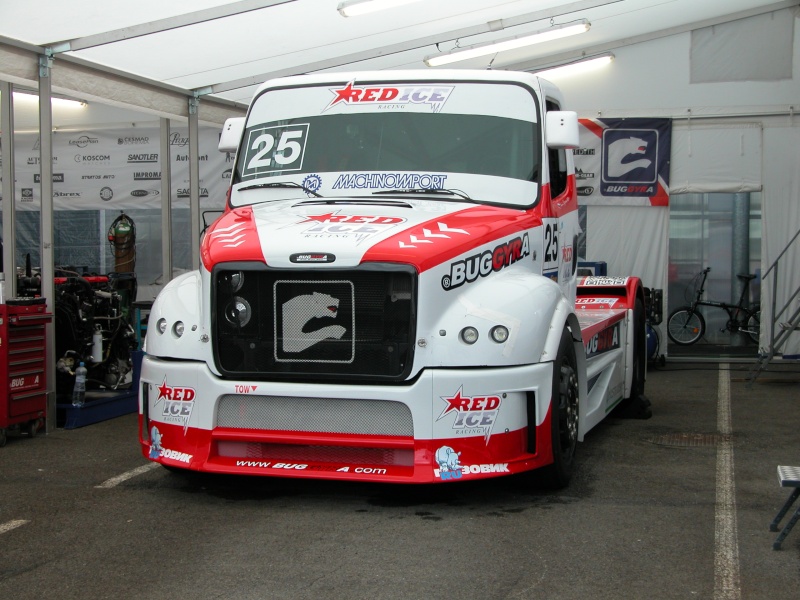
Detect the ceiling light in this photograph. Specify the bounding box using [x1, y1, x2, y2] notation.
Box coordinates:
[424, 19, 591, 67]
[533, 54, 614, 79]
[12, 91, 87, 109]
[338, 0, 424, 17]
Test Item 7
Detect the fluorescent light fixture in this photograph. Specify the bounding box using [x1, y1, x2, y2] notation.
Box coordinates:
[424, 19, 591, 67]
[338, 0, 423, 17]
[533, 54, 614, 79]
[12, 91, 87, 109]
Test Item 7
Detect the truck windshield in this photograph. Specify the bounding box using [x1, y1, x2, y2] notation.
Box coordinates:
[232, 80, 541, 207]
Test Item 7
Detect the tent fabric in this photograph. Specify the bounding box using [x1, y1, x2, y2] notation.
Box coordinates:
[760, 124, 800, 357]
[690, 8, 795, 83]
[669, 122, 762, 194]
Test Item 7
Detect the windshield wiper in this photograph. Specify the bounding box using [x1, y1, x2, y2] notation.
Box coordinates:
[372, 188, 471, 201]
[238, 181, 322, 197]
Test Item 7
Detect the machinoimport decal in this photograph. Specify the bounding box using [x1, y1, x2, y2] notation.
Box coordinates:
[332, 173, 448, 190]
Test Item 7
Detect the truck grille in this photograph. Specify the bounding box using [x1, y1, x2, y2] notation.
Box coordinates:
[217, 394, 414, 436]
[213, 264, 416, 382]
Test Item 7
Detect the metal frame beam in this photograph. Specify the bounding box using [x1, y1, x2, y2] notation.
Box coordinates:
[160, 118, 173, 285]
[47, 0, 297, 53]
[38, 54, 57, 433]
[1, 80, 17, 295]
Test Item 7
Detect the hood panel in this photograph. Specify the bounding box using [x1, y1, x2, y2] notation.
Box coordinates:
[203, 197, 540, 273]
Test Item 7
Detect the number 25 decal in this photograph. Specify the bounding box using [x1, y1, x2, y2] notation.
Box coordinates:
[243, 123, 309, 176]
[544, 222, 559, 264]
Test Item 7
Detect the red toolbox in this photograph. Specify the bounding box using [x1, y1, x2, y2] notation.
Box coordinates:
[0, 300, 53, 447]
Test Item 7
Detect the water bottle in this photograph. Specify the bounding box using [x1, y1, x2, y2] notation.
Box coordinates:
[72, 362, 87, 407]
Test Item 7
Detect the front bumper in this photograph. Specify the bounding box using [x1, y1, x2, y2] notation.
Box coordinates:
[138, 355, 556, 483]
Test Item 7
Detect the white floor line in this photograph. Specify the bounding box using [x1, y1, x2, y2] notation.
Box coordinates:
[95, 462, 160, 489]
[714, 364, 741, 600]
[0, 519, 30, 535]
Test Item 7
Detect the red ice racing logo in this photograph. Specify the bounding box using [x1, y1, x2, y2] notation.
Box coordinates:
[155, 378, 196, 432]
[325, 81, 454, 112]
[437, 386, 502, 443]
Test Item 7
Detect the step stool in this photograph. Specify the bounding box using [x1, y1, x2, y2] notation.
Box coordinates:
[770, 465, 800, 550]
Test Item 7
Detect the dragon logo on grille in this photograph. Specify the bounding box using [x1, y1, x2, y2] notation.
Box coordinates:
[282, 292, 346, 353]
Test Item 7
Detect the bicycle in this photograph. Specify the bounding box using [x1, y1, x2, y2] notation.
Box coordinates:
[667, 267, 760, 345]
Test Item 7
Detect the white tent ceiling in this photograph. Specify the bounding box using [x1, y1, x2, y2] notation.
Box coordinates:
[0, 0, 794, 126]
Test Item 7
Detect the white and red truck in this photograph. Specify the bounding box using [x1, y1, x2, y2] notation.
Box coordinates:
[138, 70, 649, 487]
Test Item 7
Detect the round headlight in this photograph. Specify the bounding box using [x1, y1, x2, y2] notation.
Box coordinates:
[460, 326, 479, 345]
[173, 321, 185, 338]
[157, 318, 167, 334]
[229, 271, 244, 293]
[225, 296, 252, 328]
[490, 325, 509, 343]
[220, 270, 244, 293]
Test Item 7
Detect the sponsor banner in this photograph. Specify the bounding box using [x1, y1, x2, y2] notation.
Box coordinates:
[575, 117, 671, 207]
[1, 127, 230, 210]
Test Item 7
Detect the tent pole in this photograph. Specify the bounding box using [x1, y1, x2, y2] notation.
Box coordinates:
[38, 53, 56, 433]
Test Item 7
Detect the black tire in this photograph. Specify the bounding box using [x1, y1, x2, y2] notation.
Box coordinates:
[541, 327, 580, 489]
[0, 428, 6, 448]
[746, 311, 760, 344]
[667, 307, 705, 345]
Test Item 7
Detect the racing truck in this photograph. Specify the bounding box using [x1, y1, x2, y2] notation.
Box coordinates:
[138, 70, 648, 487]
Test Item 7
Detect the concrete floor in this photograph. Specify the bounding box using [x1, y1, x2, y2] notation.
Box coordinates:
[1, 360, 799, 599]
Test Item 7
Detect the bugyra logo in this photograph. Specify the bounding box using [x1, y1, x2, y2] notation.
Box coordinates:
[584, 322, 621, 358]
[442, 233, 530, 290]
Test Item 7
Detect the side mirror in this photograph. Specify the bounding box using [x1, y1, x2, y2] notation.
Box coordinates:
[545, 111, 579, 149]
[218, 117, 245, 153]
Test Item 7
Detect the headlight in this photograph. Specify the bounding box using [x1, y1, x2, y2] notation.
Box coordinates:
[460, 326, 479, 345]
[220, 270, 244, 293]
[490, 325, 509, 343]
[173, 321, 185, 338]
[157, 318, 167, 334]
[224, 296, 252, 328]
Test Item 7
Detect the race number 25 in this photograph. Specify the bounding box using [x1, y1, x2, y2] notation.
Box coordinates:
[242, 123, 309, 178]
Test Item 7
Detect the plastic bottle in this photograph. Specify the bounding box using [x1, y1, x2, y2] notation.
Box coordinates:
[72, 362, 87, 407]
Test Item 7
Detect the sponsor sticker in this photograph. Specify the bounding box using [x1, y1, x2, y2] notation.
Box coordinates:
[433, 445, 510, 481]
[325, 81, 454, 113]
[441, 233, 529, 291]
[154, 378, 196, 432]
[149, 426, 193, 464]
[584, 322, 621, 358]
[437, 386, 501, 444]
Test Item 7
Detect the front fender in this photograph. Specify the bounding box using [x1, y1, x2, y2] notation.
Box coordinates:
[413, 271, 573, 371]
[144, 270, 215, 368]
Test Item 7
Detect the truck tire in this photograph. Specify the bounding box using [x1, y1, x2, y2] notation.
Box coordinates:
[541, 327, 579, 489]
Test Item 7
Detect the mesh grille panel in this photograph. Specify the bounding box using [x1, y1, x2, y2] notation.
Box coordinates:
[217, 394, 414, 436]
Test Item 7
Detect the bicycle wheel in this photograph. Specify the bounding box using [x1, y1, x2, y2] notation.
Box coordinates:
[745, 311, 760, 344]
[667, 307, 705, 345]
